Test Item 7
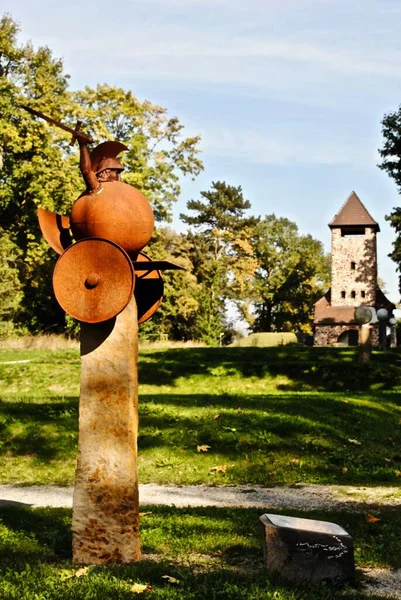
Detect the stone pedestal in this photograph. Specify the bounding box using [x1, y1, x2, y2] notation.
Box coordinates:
[72, 297, 140, 564]
[260, 514, 355, 585]
[358, 324, 372, 363]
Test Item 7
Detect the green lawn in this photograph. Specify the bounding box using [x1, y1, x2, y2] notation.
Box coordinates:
[0, 346, 400, 486]
[0, 503, 400, 599]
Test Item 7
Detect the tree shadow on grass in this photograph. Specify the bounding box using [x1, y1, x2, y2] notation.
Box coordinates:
[0, 397, 78, 460]
[139, 347, 401, 392]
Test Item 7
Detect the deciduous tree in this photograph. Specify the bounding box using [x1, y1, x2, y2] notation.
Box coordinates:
[181, 181, 258, 344]
[248, 215, 330, 334]
[378, 106, 401, 292]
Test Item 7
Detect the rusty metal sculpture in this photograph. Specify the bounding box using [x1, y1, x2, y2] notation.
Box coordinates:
[26, 106, 182, 564]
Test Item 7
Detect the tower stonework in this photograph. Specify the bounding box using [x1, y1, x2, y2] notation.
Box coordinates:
[330, 226, 377, 307]
[314, 192, 394, 346]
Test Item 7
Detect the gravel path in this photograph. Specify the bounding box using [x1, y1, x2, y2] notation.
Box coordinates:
[1, 483, 400, 598]
[0, 482, 400, 510]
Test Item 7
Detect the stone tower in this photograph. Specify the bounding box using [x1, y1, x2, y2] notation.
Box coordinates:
[314, 192, 394, 346]
[330, 191, 378, 307]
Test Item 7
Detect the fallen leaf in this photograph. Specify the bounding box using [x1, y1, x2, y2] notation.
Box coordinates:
[290, 458, 299, 464]
[130, 583, 153, 593]
[348, 439, 361, 445]
[395, 471, 401, 477]
[342, 467, 348, 473]
[237, 408, 243, 414]
[213, 414, 221, 421]
[197, 445, 211, 453]
[210, 464, 227, 474]
[74, 567, 89, 578]
[366, 514, 381, 524]
[162, 575, 180, 585]
[384, 458, 392, 463]
[268, 471, 276, 476]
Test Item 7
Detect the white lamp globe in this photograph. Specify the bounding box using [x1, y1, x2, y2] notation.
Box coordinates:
[389, 317, 397, 326]
[377, 308, 389, 321]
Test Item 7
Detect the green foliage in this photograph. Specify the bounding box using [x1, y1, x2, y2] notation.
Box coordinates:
[378, 106, 401, 293]
[233, 332, 298, 347]
[181, 182, 258, 344]
[139, 227, 201, 342]
[248, 215, 330, 334]
[0, 228, 23, 336]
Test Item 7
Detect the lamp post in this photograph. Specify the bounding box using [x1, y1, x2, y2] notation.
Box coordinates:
[377, 308, 389, 350]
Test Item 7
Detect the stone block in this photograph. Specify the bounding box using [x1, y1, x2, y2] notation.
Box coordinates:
[260, 513, 355, 585]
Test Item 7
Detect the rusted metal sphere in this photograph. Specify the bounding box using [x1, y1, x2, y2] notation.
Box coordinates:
[53, 238, 134, 323]
[70, 182, 154, 258]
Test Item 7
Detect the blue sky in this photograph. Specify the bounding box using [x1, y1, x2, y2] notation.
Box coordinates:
[7, 0, 401, 303]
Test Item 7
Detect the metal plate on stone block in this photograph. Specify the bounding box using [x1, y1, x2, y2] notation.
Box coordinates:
[53, 238, 134, 323]
[262, 514, 348, 535]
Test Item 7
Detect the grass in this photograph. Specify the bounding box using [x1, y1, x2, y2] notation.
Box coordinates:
[1, 344, 401, 598]
[0, 346, 401, 486]
[0, 503, 400, 599]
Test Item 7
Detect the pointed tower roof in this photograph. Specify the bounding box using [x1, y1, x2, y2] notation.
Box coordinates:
[329, 191, 380, 231]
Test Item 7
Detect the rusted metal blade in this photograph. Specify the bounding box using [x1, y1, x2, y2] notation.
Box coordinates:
[134, 252, 164, 324]
[38, 207, 73, 255]
[132, 260, 185, 272]
[20, 105, 94, 143]
[53, 238, 134, 323]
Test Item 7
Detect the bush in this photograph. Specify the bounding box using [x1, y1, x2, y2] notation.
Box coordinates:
[232, 332, 298, 347]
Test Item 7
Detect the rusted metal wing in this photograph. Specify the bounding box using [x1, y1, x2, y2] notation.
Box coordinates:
[38, 207, 73, 255]
[133, 260, 185, 272]
[53, 238, 134, 323]
[134, 252, 164, 324]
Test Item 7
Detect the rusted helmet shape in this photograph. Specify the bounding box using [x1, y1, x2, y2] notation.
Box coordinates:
[96, 157, 124, 174]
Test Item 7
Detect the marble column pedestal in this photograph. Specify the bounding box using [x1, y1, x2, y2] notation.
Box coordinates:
[72, 297, 140, 564]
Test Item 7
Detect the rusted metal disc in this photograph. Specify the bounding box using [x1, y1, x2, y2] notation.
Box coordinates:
[53, 238, 134, 323]
[134, 252, 164, 324]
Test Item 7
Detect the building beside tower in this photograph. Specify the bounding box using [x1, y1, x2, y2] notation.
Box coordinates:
[314, 192, 395, 346]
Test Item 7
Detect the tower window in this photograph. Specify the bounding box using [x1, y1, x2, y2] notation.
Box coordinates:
[351, 261, 356, 270]
[341, 227, 365, 237]
[351, 291, 356, 299]
[341, 291, 346, 298]
[361, 291, 366, 298]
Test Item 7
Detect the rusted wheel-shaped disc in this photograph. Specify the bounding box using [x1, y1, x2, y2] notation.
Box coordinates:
[53, 238, 134, 323]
